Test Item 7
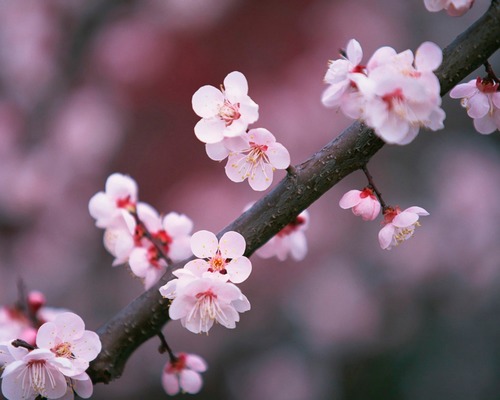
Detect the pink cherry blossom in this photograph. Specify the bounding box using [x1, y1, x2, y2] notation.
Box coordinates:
[192, 71, 259, 144]
[424, 0, 474, 16]
[167, 275, 250, 334]
[378, 206, 429, 250]
[1, 347, 71, 400]
[35, 312, 101, 377]
[88, 173, 138, 229]
[360, 42, 445, 144]
[184, 230, 251, 284]
[339, 187, 381, 221]
[256, 210, 309, 261]
[322, 41, 445, 145]
[321, 39, 365, 110]
[162, 352, 207, 396]
[224, 128, 290, 191]
[450, 77, 500, 134]
[128, 204, 193, 290]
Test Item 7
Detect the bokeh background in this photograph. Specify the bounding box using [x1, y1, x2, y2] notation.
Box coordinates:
[0, 0, 499, 399]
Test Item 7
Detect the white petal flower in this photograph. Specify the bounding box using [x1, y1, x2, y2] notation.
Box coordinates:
[378, 206, 429, 250]
[192, 71, 259, 144]
[162, 353, 207, 396]
[225, 128, 290, 191]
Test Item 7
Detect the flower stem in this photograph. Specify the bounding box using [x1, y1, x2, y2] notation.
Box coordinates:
[362, 165, 387, 210]
[484, 61, 499, 84]
[157, 331, 177, 362]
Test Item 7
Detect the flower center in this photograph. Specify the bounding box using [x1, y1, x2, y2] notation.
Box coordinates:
[247, 142, 269, 164]
[208, 252, 228, 274]
[218, 100, 241, 126]
[53, 342, 73, 359]
[394, 222, 420, 245]
[382, 88, 405, 112]
[166, 353, 187, 374]
[476, 76, 499, 93]
[116, 195, 136, 212]
[25, 359, 51, 396]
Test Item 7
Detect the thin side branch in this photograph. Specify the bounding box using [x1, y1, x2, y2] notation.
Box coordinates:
[88, 0, 500, 384]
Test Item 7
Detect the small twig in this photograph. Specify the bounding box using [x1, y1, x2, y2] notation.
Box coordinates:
[484, 61, 500, 84]
[362, 165, 387, 210]
[157, 331, 177, 363]
[11, 339, 36, 351]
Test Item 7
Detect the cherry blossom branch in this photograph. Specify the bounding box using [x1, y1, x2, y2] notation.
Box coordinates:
[87, 0, 500, 384]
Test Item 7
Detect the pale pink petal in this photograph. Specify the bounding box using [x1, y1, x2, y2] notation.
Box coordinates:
[239, 100, 259, 123]
[449, 81, 477, 98]
[392, 211, 420, 227]
[225, 153, 250, 183]
[289, 232, 308, 261]
[88, 192, 115, 225]
[144, 268, 165, 290]
[192, 85, 223, 118]
[367, 46, 397, 71]
[180, 370, 203, 394]
[71, 331, 101, 361]
[473, 115, 497, 134]
[267, 143, 291, 169]
[184, 259, 210, 276]
[378, 224, 395, 249]
[162, 371, 180, 395]
[72, 373, 93, 399]
[249, 162, 274, 191]
[226, 257, 252, 284]
[492, 92, 500, 108]
[128, 248, 150, 278]
[467, 94, 490, 118]
[231, 293, 251, 313]
[346, 39, 363, 65]
[106, 173, 137, 200]
[162, 212, 193, 237]
[206, 141, 230, 161]
[190, 230, 218, 258]
[397, 125, 420, 146]
[218, 231, 246, 258]
[169, 294, 196, 321]
[321, 80, 349, 107]
[169, 237, 192, 261]
[424, 0, 447, 11]
[194, 118, 225, 144]
[339, 190, 362, 209]
[52, 312, 85, 342]
[185, 354, 208, 372]
[223, 71, 249, 99]
[415, 42, 442, 71]
[403, 206, 429, 215]
[35, 321, 58, 349]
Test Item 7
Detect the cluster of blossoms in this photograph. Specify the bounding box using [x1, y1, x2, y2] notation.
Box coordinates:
[322, 39, 445, 145]
[0, 298, 101, 400]
[159, 230, 252, 334]
[89, 172, 194, 290]
[192, 71, 291, 191]
[423, 0, 474, 16]
[450, 76, 500, 134]
[340, 187, 429, 250]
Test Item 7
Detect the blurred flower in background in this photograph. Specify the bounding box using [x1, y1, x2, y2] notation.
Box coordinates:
[0, 0, 499, 399]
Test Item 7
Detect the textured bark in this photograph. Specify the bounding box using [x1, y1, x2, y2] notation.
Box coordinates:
[88, 0, 500, 384]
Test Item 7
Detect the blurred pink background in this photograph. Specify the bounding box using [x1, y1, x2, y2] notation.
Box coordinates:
[0, 0, 499, 399]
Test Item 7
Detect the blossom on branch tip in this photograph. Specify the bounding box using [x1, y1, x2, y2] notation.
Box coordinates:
[423, 0, 474, 16]
[192, 71, 259, 144]
[88, 173, 138, 229]
[256, 210, 309, 261]
[450, 77, 500, 134]
[162, 353, 207, 396]
[378, 206, 429, 250]
[224, 128, 290, 191]
[339, 187, 381, 221]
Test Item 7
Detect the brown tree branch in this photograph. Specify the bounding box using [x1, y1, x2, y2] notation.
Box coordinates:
[88, 0, 500, 384]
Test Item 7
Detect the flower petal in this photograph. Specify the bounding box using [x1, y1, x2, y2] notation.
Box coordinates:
[190, 230, 218, 258]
